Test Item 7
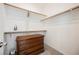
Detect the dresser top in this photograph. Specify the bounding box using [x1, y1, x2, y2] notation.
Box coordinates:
[4, 30, 46, 34]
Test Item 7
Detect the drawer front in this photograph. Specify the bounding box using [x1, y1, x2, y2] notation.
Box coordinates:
[19, 40, 44, 51]
[19, 44, 44, 55]
[17, 37, 44, 45]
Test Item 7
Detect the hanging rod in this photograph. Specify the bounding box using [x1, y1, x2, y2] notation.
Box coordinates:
[41, 5, 79, 21]
[3, 3, 47, 17]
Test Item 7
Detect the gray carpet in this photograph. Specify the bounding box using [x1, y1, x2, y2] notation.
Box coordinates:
[39, 44, 63, 55]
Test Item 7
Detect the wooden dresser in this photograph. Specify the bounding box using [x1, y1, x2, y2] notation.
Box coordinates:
[16, 34, 44, 55]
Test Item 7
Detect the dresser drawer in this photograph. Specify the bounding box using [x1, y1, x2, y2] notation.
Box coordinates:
[18, 37, 44, 45]
[19, 40, 44, 51]
[19, 44, 44, 55]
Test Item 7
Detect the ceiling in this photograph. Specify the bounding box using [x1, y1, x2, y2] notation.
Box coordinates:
[8, 3, 79, 18]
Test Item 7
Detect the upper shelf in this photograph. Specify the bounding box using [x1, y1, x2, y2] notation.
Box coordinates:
[41, 5, 79, 21]
[3, 3, 47, 17]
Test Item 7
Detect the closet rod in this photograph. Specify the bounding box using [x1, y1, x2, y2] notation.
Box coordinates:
[3, 3, 47, 17]
[41, 5, 79, 21]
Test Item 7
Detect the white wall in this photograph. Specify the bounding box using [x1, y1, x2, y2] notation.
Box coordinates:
[4, 4, 45, 32]
[4, 4, 28, 32]
[0, 4, 4, 41]
[0, 3, 5, 55]
[42, 8, 79, 55]
[28, 12, 45, 30]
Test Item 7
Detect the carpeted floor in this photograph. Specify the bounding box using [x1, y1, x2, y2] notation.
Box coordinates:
[39, 44, 63, 55]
